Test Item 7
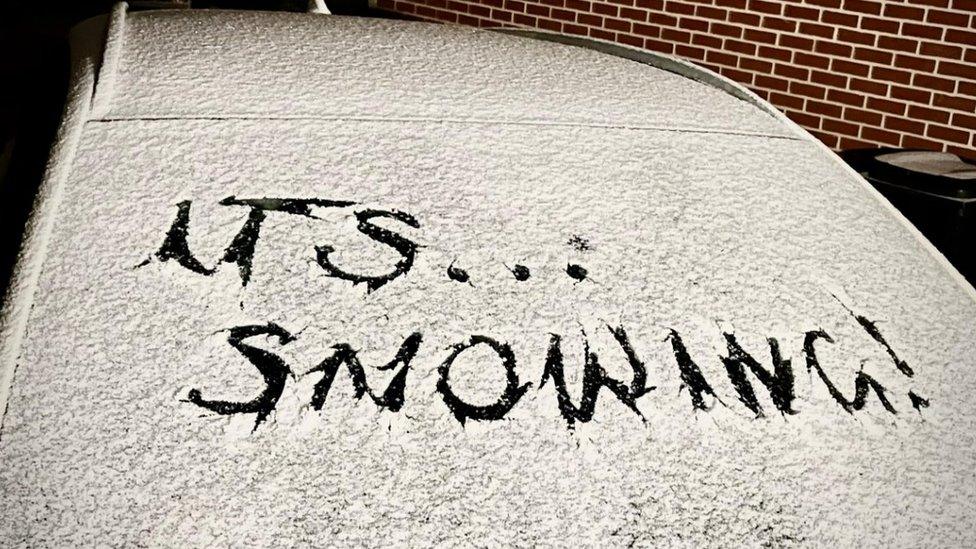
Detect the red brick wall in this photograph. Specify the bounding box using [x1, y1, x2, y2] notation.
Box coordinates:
[375, 0, 976, 157]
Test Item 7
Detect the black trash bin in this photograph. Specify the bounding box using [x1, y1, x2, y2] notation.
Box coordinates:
[840, 148, 976, 284]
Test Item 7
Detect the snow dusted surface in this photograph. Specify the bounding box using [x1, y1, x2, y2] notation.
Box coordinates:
[1, 8, 975, 547]
[99, 10, 793, 137]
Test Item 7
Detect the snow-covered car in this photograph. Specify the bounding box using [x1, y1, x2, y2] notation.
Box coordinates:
[1, 4, 974, 546]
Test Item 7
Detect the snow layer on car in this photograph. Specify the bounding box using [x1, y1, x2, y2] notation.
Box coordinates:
[95, 9, 794, 139]
[1, 6, 975, 548]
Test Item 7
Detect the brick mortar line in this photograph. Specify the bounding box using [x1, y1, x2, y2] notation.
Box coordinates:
[815, 124, 968, 149]
[750, 80, 975, 116]
[706, 41, 974, 83]
[488, 0, 976, 23]
[790, 108, 956, 134]
[473, 0, 976, 31]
